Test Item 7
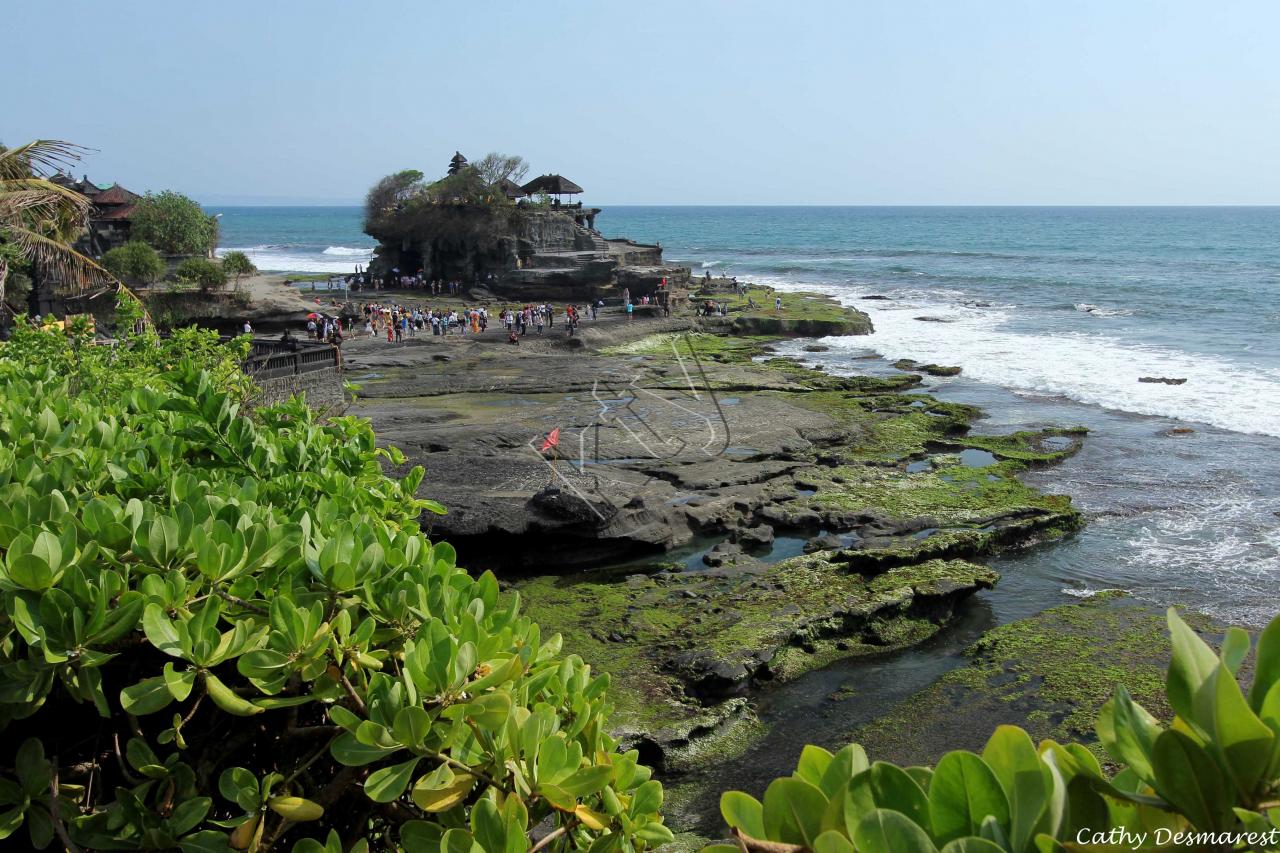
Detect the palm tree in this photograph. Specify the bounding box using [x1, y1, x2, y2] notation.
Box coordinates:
[0, 139, 118, 315]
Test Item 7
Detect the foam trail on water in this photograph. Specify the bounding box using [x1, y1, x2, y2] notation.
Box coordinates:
[767, 279, 1280, 439]
[216, 246, 372, 273]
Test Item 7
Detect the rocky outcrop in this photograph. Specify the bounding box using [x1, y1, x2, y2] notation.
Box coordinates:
[894, 359, 962, 377]
[343, 297, 1086, 772]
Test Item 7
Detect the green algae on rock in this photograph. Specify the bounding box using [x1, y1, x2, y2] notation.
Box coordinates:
[347, 292, 1088, 775]
[513, 556, 997, 769]
[846, 594, 1223, 767]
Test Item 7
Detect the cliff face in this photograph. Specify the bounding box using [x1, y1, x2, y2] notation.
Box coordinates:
[368, 205, 521, 283]
[368, 205, 687, 296]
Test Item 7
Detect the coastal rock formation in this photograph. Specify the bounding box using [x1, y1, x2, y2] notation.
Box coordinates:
[344, 295, 1085, 769]
[893, 358, 963, 377]
[848, 593, 1224, 767]
[363, 160, 687, 298]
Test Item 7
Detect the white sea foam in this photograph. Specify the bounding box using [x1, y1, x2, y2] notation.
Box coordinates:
[216, 246, 372, 274]
[1061, 586, 1126, 599]
[1119, 484, 1280, 623]
[1075, 302, 1134, 317]
[322, 245, 374, 256]
[791, 284, 1280, 438]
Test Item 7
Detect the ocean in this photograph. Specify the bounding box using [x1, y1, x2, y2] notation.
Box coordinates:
[213, 204, 1280, 626]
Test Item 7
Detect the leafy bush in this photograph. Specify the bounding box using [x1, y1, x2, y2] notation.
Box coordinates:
[0, 326, 671, 851]
[103, 240, 166, 286]
[132, 191, 219, 256]
[222, 251, 257, 288]
[711, 608, 1280, 852]
[175, 256, 228, 293]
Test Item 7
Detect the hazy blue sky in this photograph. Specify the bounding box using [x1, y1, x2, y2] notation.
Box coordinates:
[6, 1, 1278, 205]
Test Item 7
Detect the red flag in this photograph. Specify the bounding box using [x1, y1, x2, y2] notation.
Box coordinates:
[540, 427, 560, 452]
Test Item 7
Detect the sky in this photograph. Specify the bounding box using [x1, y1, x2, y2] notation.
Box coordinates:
[5, 0, 1279, 205]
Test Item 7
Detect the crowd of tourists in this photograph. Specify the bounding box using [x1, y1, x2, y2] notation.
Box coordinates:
[346, 300, 607, 344]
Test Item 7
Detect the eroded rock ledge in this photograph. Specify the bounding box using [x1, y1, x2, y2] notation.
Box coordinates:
[344, 291, 1085, 769]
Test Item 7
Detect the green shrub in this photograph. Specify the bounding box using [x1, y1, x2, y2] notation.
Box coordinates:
[103, 240, 166, 286]
[0, 326, 671, 851]
[222, 251, 257, 289]
[132, 191, 219, 256]
[175, 256, 228, 293]
[711, 608, 1280, 852]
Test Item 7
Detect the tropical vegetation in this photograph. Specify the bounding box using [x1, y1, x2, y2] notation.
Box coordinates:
[175, 256, 229, 293]
[131, 190, 219, 256]
[222, 251, 257, 289]
[0, 319, 672, 852]
[363, 153, 529, 250]
[104, 240, 167, 287]
[0, 140, 116, 313]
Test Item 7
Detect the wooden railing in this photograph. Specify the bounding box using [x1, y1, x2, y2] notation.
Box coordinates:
[242, 338, 339, 381]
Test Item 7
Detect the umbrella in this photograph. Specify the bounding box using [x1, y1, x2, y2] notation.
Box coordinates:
[307, 312, 320, 319]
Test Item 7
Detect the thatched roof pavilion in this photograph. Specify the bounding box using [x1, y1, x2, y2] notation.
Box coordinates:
[497, 177, 526, 200]
[448, 151, 468, 175]
[521, 174, 584, 199]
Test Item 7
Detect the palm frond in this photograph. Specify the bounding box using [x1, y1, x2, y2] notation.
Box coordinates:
[0, 182, 94, 222]
[2, 223, 113, 294]
[0, 139, 97, 181]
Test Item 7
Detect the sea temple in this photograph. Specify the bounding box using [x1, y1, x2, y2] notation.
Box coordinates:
[364, 152, 688, 300]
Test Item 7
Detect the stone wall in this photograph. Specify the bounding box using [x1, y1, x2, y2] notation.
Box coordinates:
[251, 368, 346, 413]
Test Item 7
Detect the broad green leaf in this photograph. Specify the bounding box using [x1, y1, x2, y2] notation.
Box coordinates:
[267, 796, 324, 821]
[852, 808, 938, 853]
[365, 757, 420, 802]
[1166, 608, 1220, 736]
[1220, 627, 1251, 675]
[1249, 613, 1280, 711]
[818, 744, 870, 800]
[1150, 729, 1231, 832]
[796, 745, 835, 788]
[812, 830, 856, 853]
[412, 765, 476, 813]
[121, 675, 175, 715]
[466, 690, 512, 731]
[331, 733, 401, 767]
[762, 776, 827, 847]
[558, 765, 613, 798]
[1095, 687, 1161, 783]
[929, 751, 1009, 844]
[1208, 662, 1275, 797]
[720, 791, 765, 839]
[143, 604, 183, 657]
[940, 839, 1007, 853]
[867, 762, 931, 833]
[163, 662, 196, 701]
[981, 726, 1048, 853]
[631, 779, 662, 816]
[204, 674, 263, 717]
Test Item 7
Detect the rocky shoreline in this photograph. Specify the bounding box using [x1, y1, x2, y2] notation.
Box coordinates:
[338, 282, 1088, 777]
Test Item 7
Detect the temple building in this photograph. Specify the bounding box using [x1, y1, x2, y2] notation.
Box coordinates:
[49, 172, 140, 256]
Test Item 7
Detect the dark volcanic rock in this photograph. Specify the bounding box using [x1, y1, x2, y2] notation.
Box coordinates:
[736, 524, 776, 549]
[1138, 376, 1187, 385]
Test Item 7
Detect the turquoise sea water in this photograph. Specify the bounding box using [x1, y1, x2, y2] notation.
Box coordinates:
[213, 205, 1280, 625]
